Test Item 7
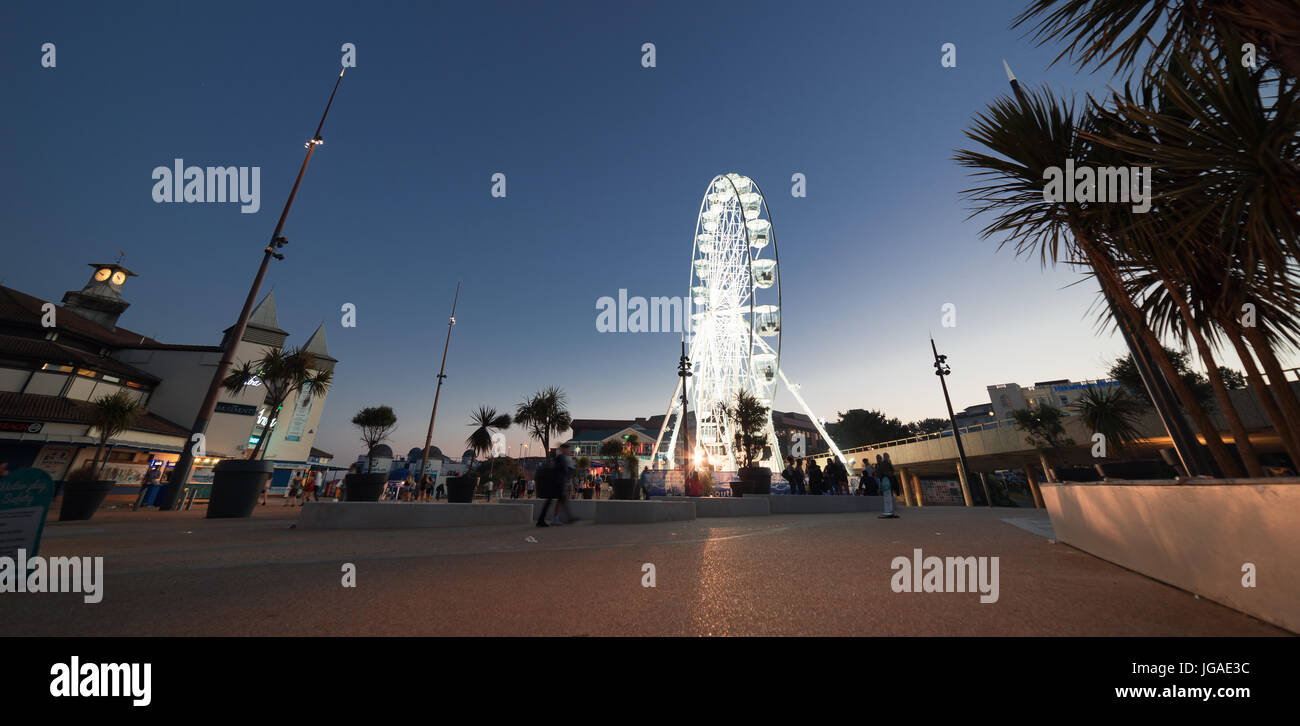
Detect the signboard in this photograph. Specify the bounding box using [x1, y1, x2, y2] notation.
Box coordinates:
[284, 388, 315, 442]
[0, 421, 43, 434]
[33, 446, 74, 480]
[215, 402, 257, 416]
[0, 468, 56, 562]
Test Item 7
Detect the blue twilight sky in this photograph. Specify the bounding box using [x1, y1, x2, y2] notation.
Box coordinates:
[2, 0, 1275, 460]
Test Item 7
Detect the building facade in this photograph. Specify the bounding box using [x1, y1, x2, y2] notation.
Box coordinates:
[0, 262, 336, 493]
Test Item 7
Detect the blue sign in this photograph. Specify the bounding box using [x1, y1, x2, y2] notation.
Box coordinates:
[0, 468, 57, 561]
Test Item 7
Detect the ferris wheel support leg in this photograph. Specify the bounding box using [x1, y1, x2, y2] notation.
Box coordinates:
[778, 369, 849, 467]
[651, 378, 684, 469]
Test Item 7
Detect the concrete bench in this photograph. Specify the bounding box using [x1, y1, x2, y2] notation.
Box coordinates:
[296, 501, 534, 529]
[594, 500, 696, 524]
[765, 495, 882, 514]
[654, 496, 770, 517]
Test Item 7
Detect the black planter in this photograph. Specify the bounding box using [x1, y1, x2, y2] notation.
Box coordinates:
[343, 472, 388, 502]
[580, 488, 595, 499]
[611, 478, 637, 500]
[207, 460, 274, 518]
[446, 476, 477, 503]
[735, 467, 772, 497]
[58, 480, 115, 521]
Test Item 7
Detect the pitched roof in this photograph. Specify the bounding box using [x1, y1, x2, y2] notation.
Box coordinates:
[247, 290, 288, 334]
[0, 286, 161, 348]
[0, 333, 161, 384]
[0, 392, 189, 437]
[302, 323, 337, 362]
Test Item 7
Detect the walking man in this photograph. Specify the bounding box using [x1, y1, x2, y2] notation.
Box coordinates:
[537, 444, 580, 527]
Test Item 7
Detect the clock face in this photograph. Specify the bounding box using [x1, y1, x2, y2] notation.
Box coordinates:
[110, 271, 126, 286]
[94, 268, 112, 282]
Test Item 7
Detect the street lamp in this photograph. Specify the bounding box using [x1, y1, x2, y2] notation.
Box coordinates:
[417, 282, 461, 483]
[158, 68, 348, 511]
[677, 337, 693, 471]
[931, 336, 979, 507]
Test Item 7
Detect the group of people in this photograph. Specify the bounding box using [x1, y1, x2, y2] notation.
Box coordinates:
[781, 452, 900, 518]
[267, 469, 321, 506]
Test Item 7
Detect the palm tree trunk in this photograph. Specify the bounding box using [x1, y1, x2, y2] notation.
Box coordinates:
[89, 442, 107, 477]
[1163, 282, 1263, 476]
[1242, 325, 1300, 453]
[97, 445, 116, 476]
[1074, 231, 1242, 476]
[1223, 321, 1300, 467]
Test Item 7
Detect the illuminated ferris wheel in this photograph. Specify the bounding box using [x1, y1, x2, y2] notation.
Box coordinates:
[651, 173, 846, 473]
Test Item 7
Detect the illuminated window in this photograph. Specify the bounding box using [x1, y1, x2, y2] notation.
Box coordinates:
[75, 369, 96, 378]
[40, 363, 74, 372]
[125, 381, 143, 389]
[102, 375, 121, 383]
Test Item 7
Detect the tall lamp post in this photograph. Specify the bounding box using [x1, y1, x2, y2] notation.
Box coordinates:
[932, 336, 977, 507]
[677, 337, 693, 470]
[1001, 60, 1210, 478]
[417, 282, 461, 483]
[158, 68, 347, 511]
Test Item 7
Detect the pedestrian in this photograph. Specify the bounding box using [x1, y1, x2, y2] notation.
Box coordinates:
[783, 457, 807, 495]
[434, 479, 446, 500]
[806, 460, 823, 495]
[284, 471, 304, 506]
[860, 460, 878, 496]
[638, 467, 651, 500]
[536, 444, 580, 527]
[877, 453, 899, 518]
[304, 471, 318, 502]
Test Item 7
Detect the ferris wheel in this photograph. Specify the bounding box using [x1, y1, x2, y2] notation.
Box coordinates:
[651, 173, 847, 473]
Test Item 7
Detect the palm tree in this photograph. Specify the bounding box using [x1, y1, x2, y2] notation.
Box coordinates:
[223, 347, 332, 461]
[954, 82, 1243, 476]
[1072, 385, 1145, 456]
[1082, 44, 1300, 470]
[1014, 0, 1300, 80]
[467, 406, 511, 481]
[514, 386, 572, 454]
[725, 389, 770, 469]
[85, 391, 144, 476]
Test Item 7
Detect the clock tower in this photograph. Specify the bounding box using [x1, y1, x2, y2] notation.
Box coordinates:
[62, 263, 138, 330]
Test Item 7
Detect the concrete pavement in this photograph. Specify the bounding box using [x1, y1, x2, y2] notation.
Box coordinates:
[0, 503, 1287, 636]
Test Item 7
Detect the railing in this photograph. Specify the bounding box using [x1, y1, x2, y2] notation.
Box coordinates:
[809, 417, 1022, 459]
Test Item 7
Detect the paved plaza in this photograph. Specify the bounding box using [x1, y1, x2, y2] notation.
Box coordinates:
[0, 504, 1287, 637]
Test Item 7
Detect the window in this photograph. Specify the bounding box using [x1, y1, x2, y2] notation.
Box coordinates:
[41, 363, 74, 372]
[102, 375, 120, 383]
[125, 381, 143, 389]
[75, 369, 96, 378]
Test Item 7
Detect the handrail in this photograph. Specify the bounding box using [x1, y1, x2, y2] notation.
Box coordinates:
[808, 417, 1022, 458]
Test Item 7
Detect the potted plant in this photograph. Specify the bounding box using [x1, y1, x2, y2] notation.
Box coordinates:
[208, 348, 331, 517]
[727, 389, 772, 497]
[60, 391, 142, 521]
[451, 406, 511, 503]
[612, 442, 641, 500]
[346, 405, 397, 502]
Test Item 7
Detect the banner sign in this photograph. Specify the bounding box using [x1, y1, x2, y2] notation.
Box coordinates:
[0, 468, 56, 561]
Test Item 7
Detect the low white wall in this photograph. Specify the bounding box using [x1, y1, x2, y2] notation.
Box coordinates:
[1041, 479, 1300, 633]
